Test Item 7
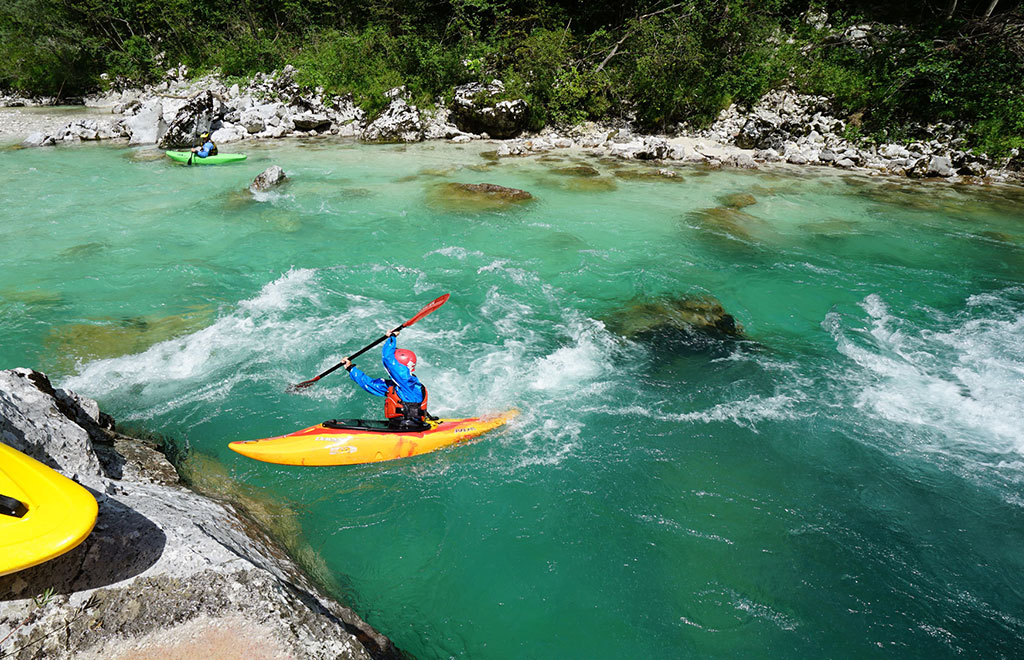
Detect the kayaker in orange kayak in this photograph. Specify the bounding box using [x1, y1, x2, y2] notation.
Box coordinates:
[340, 329, 434, 430]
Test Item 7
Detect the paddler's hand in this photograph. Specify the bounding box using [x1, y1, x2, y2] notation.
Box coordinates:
[387, 328, 401, 338]
[341, 358, 354, 371]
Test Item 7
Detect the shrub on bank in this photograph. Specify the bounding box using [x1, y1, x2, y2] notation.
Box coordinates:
[1, 0, 1021, 154]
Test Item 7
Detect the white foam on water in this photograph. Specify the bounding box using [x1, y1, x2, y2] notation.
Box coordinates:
[825, 289, 1024, 487]
[249, 190, 294, 204]
[592, 393, 802, 431]
[424, 246, 485, 260]
[729, 591, 800, 631]
[238, 267, 320, 313]
[526, 316, 620, 397]
[64, 267, 374, 408]
[426, 288, 638, 467]
[476, 259, 539, 287]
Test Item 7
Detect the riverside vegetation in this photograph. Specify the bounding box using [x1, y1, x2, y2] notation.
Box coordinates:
[1, 0, 1023, 159]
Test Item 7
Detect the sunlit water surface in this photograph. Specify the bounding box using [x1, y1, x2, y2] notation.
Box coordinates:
[2, 138, 1023, 658]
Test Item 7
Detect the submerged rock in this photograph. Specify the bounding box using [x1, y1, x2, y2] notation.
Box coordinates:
[559, 176, 618, 193]
[552, 164, 601, 177]
[44, 310, 214, 372]
[604, 296, 745, 347]
[612, 167, 685, 182]
[688, 206, 765, 240]
[0, 368, 397, 660]
[250, 165, 287, 193]
[716, 192, 758, 209]
[427, 182, 534, 212]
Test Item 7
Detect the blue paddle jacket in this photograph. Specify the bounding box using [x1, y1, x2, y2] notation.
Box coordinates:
[195, 140, 215, 157]
[348, 336, 425, 403]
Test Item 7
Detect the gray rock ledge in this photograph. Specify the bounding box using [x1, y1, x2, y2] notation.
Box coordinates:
[0, 368, 398, 660]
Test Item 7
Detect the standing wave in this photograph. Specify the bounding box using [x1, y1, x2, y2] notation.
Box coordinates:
[823, 288, 1024, 498]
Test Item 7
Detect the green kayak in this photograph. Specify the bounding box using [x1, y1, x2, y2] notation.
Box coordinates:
[165, 151, 247, 165]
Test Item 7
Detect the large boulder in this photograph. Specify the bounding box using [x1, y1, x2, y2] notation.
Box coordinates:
[634, 137, 686, 161]
[0, 369, 106, 490]
[124, 98, 166, 145]
[158, 90, 216, 149]
[250, 165, 287, 193]
[735, 117, 787, 151]
[422, 105, 468, 140]
[22, 131, 55, 147]
[239, 107, 267, 133]
[450, 81, 528, 139]
[291, 112, 332, 132]
[361, 94, 423, 143]
[0, 368, 398, 660]
[210, 124, 246, 143]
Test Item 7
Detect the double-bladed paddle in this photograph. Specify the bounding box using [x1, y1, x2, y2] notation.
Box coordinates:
[289, 293, 450, 391]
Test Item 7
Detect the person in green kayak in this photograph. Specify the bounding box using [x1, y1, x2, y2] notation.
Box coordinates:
[339, 328, 434, 430]
[190, 132, 218, 158]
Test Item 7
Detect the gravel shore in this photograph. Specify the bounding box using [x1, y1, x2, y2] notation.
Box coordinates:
[0, 105, 117, 145]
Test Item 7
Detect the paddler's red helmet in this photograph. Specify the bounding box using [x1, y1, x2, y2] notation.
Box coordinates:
[395, 349, 417, 372]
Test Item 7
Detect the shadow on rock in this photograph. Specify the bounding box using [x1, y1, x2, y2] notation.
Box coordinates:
[0, 493, 166, 599]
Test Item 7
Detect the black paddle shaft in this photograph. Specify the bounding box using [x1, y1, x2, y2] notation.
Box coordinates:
[299, 324, 402, 385]
[290, 293, 449, 391]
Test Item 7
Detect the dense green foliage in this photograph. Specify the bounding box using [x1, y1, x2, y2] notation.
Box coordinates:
[1, 0, 1022, 153]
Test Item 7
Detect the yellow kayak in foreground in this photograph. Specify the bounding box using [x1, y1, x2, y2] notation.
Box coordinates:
[0, 442, 98, 576]
[229, 410, 518, 466]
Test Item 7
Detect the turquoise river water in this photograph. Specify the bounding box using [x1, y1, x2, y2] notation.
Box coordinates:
[2, 137, 1024, 658]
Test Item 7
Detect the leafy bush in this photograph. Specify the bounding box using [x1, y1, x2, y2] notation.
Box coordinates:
[105, 35, 160, 86]
[296, 28, 397, 114]
[215, 33, 290, 78]
[795, 16, 1024, 154]
[0, 0, 102, 96]
[0, 0, 1021, 154]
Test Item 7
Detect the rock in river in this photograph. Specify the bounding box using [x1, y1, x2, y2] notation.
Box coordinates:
[604, 295, 745, 350]
[427, 182, 534, 212]
[250, 165, 288, 193]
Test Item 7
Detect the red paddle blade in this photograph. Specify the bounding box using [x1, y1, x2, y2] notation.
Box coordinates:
[404, 293, 450, 327]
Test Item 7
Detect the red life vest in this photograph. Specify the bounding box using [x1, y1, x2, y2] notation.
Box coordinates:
[384, 382, 429, 425]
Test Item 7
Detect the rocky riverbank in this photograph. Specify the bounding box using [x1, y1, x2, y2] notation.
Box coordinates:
[3, 65, 1022, 185]
[0, 368, 399, 660]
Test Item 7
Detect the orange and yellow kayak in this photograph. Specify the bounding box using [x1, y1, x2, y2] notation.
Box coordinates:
[0, 442, 98, 576]
[228, 410, 518, 466]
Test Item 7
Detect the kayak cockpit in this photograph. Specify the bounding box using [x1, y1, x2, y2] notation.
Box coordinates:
[322, 418, 433, 433]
